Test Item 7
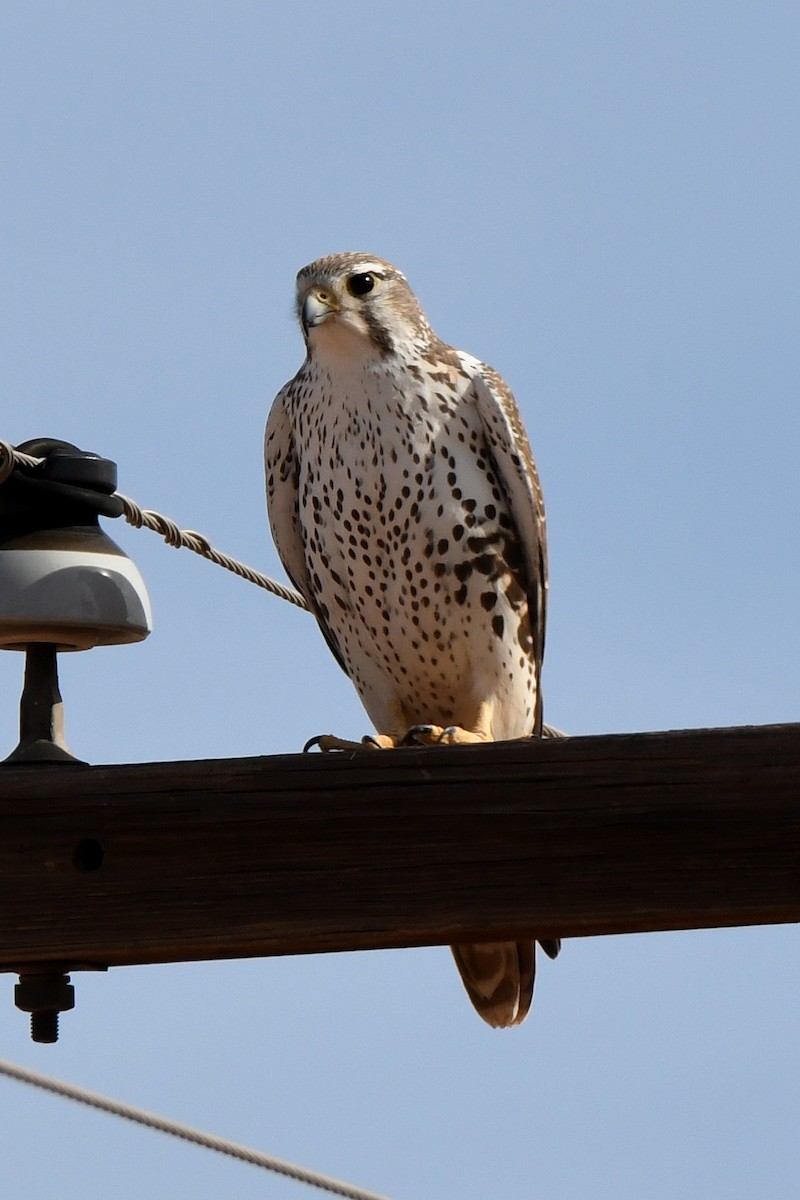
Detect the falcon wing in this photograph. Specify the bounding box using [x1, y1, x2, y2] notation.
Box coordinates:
[465, 357, 549, 736]
[264, 383, 348, 674]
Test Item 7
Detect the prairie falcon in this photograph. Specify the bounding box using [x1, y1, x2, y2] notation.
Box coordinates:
[265, 253, 559, 1026]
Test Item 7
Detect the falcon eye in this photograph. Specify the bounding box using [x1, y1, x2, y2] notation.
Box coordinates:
[347, 272, 376, 298]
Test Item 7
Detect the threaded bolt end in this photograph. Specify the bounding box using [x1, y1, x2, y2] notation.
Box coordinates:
[30, 1010, 59, 1043]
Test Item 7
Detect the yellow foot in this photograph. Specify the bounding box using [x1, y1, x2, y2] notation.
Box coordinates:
[401, 724, 488, 746]
[303, 733, 399, 753]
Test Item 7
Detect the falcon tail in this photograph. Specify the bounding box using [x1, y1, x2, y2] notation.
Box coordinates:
[451, 938, 560, 1027]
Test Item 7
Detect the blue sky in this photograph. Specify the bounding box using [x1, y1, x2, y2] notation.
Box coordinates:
[1, 3, 799, 1197]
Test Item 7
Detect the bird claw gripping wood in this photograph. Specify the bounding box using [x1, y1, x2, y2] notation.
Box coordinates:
[303, 733, 384, 752]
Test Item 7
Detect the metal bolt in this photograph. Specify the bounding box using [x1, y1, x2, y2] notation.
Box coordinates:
[14, 973, 75, 1044]
[30, 1010, 60, 1043]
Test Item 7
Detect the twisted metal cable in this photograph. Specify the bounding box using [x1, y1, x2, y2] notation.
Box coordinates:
[0, 439, 43, 482]
[115, 492, 309, 610]
[0, 439, 309, 611]
[0, 1059, 395, 1200]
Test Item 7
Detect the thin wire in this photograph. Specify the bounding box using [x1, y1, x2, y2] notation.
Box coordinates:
[0, 441, 389, 1195]
[0, 439, 309, 611]
[0, 1059, 396, 1200]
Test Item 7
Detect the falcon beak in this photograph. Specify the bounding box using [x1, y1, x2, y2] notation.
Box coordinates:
[301, 289, 339, 332]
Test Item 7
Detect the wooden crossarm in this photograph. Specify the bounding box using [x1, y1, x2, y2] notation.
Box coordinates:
[0, 722, 798, 971]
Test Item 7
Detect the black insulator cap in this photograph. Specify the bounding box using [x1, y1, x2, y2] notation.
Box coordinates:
[0, 438, 125, 539]
[17, 438, 118, 494]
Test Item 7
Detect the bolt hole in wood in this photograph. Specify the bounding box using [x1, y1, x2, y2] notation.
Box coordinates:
[72, 838, 104, 872]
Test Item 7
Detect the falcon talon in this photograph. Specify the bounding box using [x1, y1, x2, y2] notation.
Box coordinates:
[303, 733, 385, 753]
[302, 734, 356, 753]
[266, 253, 555, 1027]
[401, 724, 436, 746]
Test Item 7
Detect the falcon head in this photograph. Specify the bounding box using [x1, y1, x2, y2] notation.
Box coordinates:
[295, 253, 434, 359]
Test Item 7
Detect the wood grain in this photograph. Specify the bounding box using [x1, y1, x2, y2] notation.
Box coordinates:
[0, 722, 798, 970]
